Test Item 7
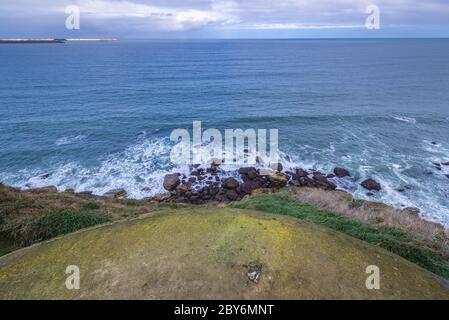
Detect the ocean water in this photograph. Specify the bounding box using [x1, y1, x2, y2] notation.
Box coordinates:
[1, 39, 449, 225]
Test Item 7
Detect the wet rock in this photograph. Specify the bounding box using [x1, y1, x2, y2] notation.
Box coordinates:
[39, 173, 51, 179]
[207, 165, 219, 174]
[360, 179, 381, 191]
[104, 188, 128, 199]
[239, 167, 258, 180]
[442, 161, 449, 166]
[313, 172, 328, 184]
[312, 173, 336, 190]
[223, 177, 239, 190]
[188, 177, 197, 183]
[326, 174, 336, 179]
[141, 187, 151, 192]
[163, 173, 181, 191]
[239, 167, 253, 175]
[366, 192, 374, 197]
[191, 168, 205, 176]
[446, 174, 449, 180]
[64, 188, 75, 194]
[268, 173, 289, 188]
[270, 162, 283, 172]
[334, 167, 351, 178]
[296, 168, 308, 178]
[396, 188, 406, 193]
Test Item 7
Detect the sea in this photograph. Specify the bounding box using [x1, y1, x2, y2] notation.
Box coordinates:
[1, 39, 449, 226]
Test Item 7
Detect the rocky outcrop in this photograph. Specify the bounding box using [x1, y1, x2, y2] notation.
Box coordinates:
[268, 173, 289, 188]
[163, 173, 181, 191]
[334, 167, 350, 178]
[361, 179, 381, 191]
[222, 177, 239, 190]
[154, 163, 382, 205]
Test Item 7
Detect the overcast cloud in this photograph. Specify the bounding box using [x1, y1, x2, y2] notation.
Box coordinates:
[1, 0, 448, 38]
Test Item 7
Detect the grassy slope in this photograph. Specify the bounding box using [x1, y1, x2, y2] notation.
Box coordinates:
[233, 194, 449, 279]
[1, 208, 448, 300]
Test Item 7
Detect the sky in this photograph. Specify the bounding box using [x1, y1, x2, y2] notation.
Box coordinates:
[1, 0, 448, 38]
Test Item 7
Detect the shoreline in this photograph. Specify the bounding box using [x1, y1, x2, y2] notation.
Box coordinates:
[3, 160, 447, 235]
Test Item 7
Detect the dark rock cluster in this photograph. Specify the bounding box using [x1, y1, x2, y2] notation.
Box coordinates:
[152, 163, 382, 204]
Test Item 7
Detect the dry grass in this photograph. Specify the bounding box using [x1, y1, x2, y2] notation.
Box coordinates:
[0, 184, 163, 253]
[0, 184, 158, 226]
[287, 187, 449, 256]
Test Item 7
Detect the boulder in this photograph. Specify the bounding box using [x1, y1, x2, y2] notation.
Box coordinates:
[238, 167, 258, 180]
[313, 173, 336, 190]
[239, 167, 258, 179]
[176, 184, 189, 194]
[360, 179, 381, 191]
[313, 172, 328, 184]
[268, 173, 289, 188]
[296, 168, 308, 178]
[225, 189, 239, 201]
[259, 168, 276, 177]
[334, 167, 351, 178]
[163, 173, 181, 191]
[104, 188, 128, 199]
[222, 177, 239, 190]
[240, 179, 262, 194]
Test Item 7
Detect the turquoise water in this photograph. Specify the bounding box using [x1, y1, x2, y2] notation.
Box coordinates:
[1, 39, 449, 225]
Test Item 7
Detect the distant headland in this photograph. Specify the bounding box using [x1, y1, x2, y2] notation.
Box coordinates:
[0, 38, 117, 44]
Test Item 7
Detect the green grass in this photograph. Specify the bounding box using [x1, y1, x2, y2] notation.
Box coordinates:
[233, 194, 449, 279]
[0, 213, 4, 229]
[3, 209, 111, 247]
[82, 202, 101, 210]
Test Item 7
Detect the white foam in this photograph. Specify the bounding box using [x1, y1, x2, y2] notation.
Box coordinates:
[55, 135, 87, 146]
[393, 116, 417, 124]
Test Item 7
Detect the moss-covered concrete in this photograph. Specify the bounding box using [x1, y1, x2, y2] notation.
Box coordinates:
[0, 208, 448, 299]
